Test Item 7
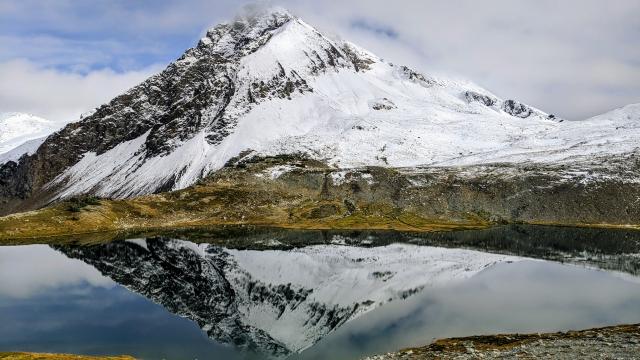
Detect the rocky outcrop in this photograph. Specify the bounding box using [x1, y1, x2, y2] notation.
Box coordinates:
[503, 99, 534, 118]
[365, 324, 640, 360]
[464, 91, 496, 107]
[237, 153, 640, 226]
[371, 98, 397, 110]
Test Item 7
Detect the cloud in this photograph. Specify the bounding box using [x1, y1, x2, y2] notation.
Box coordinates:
[280, 0, 640, 119]
[350, 19, 399, 39]
[0, 0, 639, 120]
[0, 34, 168, 73]
[0, 245, 114, 298]
[0, 59, 159, 123]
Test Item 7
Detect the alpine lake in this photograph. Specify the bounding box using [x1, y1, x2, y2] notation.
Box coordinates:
[1, 225, 640, 359]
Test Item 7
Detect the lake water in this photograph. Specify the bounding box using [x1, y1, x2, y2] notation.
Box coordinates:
[1, 225, 640, 359]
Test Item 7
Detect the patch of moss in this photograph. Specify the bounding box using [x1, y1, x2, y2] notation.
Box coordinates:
[65, 195, 102, 212]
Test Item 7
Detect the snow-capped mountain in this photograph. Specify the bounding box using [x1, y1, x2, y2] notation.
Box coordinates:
[46, 10, 563, 199]
[0, 8, 638, 210]
[57, 238, 521, 357]
[0, 113, 60, 163]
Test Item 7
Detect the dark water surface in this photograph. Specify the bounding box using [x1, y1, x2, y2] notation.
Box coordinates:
[1, 225, 640, 359]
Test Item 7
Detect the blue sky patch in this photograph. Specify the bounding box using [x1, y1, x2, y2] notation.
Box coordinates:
[350, 19, 399, 39]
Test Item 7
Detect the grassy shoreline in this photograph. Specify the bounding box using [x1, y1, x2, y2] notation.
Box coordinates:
[1, 219, 639, 245]
[2, 160, 638, 243]
[1, 193, 638, 243]
[0, 353, 134, 360]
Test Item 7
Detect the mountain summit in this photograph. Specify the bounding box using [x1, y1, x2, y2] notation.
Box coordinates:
[1, 9, 638, 215]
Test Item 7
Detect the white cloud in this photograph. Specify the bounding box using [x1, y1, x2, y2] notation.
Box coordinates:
[0, 245, 114, 298]
[278, 0, 640, 119]
[0, 59, 159, 123]
[0, 0, 638, 120]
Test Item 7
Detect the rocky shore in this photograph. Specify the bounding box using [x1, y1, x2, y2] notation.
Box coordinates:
[364, 324, 640, 360]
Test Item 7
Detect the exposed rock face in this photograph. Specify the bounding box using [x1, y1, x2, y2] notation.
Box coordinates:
[229, 153, 640, 226]
[1, 152, 639, 240]
[464, 91, 496, 107]
[217, 146, 611, 229]
[503, 99, 534, 118]
[371, 98, 397, 110]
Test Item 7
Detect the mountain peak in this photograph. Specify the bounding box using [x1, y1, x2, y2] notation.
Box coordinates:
[192, 7, 375, 75]
[233, 5, 294, 25]
[195, 7, 296, 58]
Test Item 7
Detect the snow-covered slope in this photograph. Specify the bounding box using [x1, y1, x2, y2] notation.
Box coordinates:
[2, 8, 638, 203]
[0, 113, 59, 161]
[59, 239, 522, 356]
[433, 103, 640, 166]
[0, 136, 48, 165]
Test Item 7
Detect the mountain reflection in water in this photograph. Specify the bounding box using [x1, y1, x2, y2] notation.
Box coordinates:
[48, 225, 640, 358]
[3, 225, 640, 359]
[56, 239, 519, 356]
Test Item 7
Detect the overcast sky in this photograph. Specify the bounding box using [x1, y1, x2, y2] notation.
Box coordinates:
[0, 0, 638, 122]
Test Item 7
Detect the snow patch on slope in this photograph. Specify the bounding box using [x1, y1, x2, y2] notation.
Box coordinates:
[0, 113, 60, 161]
[433, 103, 640, 166]
[0, 136, 47, 164]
